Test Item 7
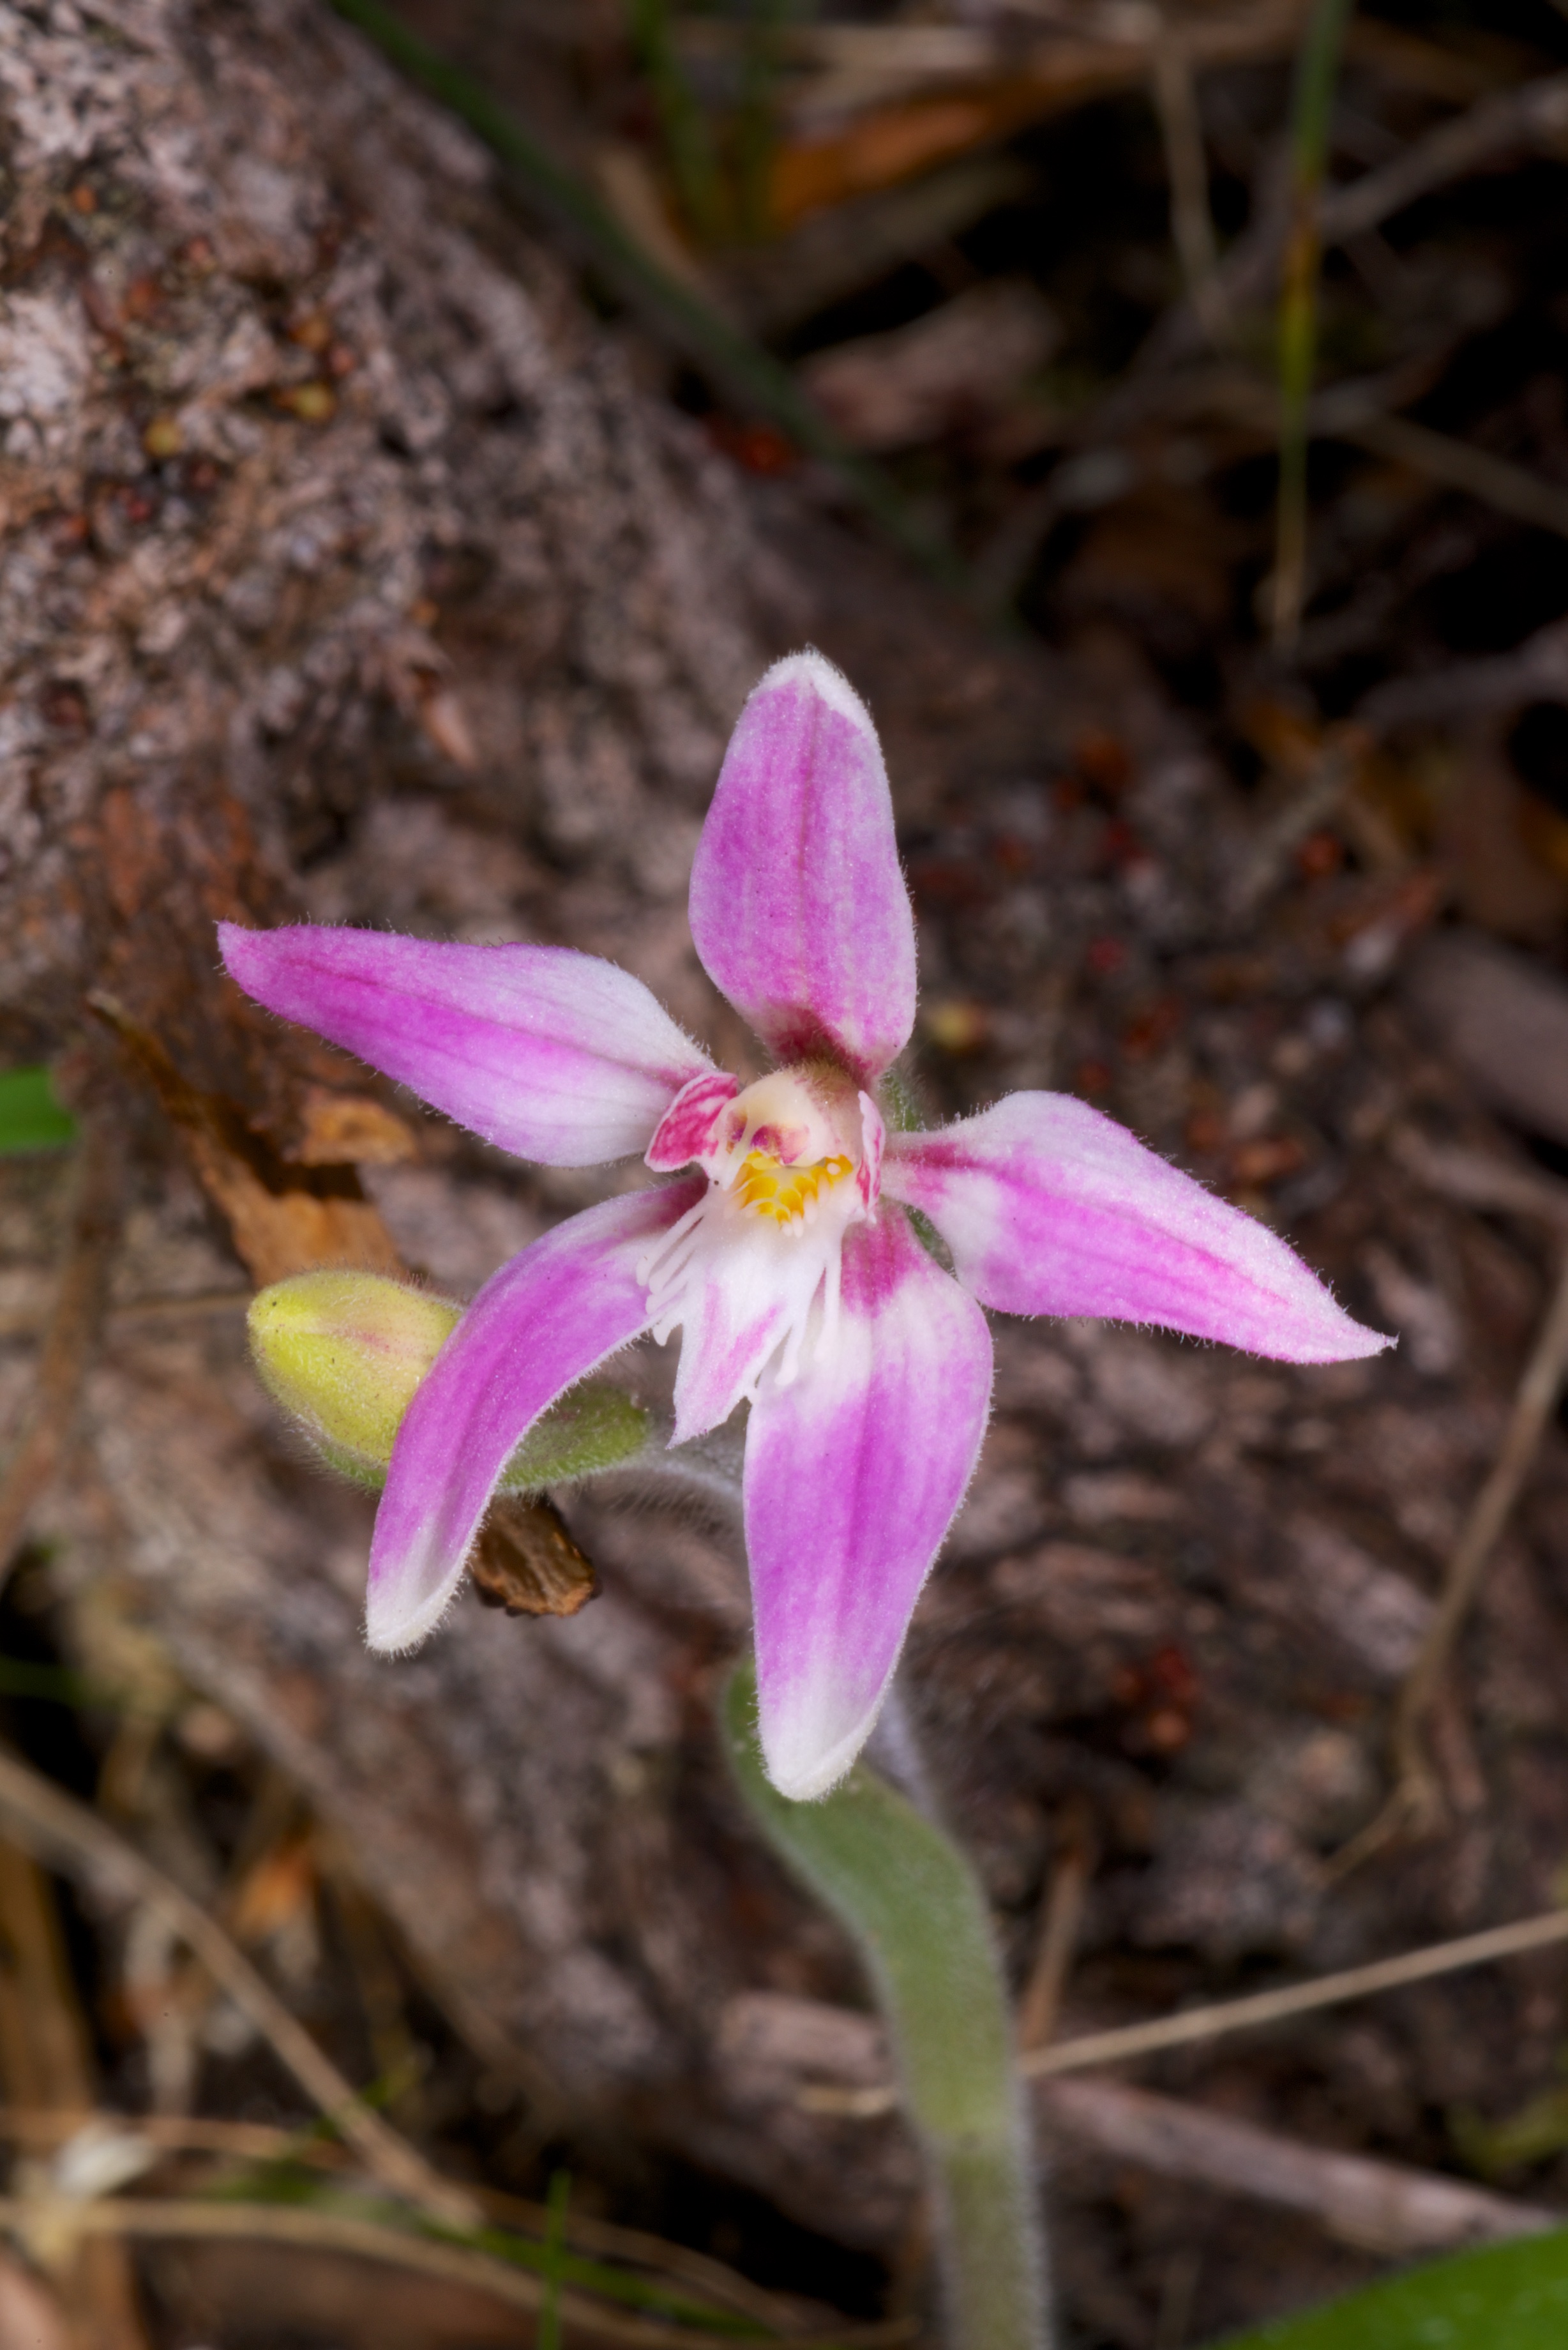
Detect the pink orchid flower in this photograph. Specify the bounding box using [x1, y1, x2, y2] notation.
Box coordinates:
[220, 653, 1388, 1800]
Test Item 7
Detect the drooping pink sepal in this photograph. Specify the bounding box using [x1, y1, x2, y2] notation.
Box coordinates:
[645, 1069, 741, 1171]
[883, 1093, 1390, 1363]
[688, 653, 916, 1087]
[744, 1208, 993, 1800]
[365, 1182, 702, 1651]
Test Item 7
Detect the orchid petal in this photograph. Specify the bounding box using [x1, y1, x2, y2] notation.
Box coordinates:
[856, 1089, 885, 1210]
[744, 1209, 993, 1800]
[645, 1068, 741, 1171]
[366, 1183, 700, 1650]
[220, 923, 711, 1166]
[688, 653, 916, 1086]
[651, 1185, 847, 1444]
[884, 1093, 1389, 1362]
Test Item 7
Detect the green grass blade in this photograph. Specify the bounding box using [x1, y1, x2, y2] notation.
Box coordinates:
[328, 0, 966, 589]
[0, 1068, 77, 1155]
[537, 2167, 570, 2350]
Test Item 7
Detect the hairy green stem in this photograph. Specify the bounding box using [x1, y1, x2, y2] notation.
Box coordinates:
[725, 1667, 1051, 2350]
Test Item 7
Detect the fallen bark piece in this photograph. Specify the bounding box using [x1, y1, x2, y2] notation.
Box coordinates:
[1038, 2077, 1558, 2256]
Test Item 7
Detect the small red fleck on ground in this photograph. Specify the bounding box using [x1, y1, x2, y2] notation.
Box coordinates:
[1103, 817, 1144, 868]
[706, 418, 798, 476]
[1122, 997, 1182, 1059]
[1074, 725, 1133, 796]
[1295, 829, 1345, 880]
[1085, 934, 1126, 978]
[1074, 1058, 1113, 1097]
[39, 681, 90, 733]
[123, 275, 162, 321]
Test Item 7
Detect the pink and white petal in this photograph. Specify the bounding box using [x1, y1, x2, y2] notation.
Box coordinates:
[855, 1089, 885, 1211]
[645, 1069, 741, 1171]
[662, 1192, 836, 1444]
[744, 1210, 993, 1800]
[220, 923, 712, 1167]
[688, 653, 916, 1086]
[366, 1182, 700, 1651]
[884, 1093, 1389, 1363]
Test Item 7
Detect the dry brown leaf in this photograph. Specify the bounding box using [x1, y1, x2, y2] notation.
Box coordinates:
[769, 1, 1307, 227]
[471, 1494, 599, 1619]
[91, 993, 402, 1285]
[292, 1085, 419, 1167]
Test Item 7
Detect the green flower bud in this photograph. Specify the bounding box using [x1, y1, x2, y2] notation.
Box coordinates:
[248, 1271, 459, 1481]
[248, 1270, 651, 1492]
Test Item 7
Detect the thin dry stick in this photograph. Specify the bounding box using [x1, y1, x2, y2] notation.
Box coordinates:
[0, 2109, 815, 2337]
[1150, 19, 1226, 344]
[1322, 69, 1568, 248]
[0, 1747, 475, 2229]
[1018, 1804, 1094, 2054]
[1338, 409, 1568, 545]
[1333, 1246, 1568, 1871]
[0, 1119, 121, 1581]
[1037, 2077, 1558, 2255]
[1021, 1903, 1568, 2079]
[1148, 68, 1568, 377]
[0, 2197, 914, 2350]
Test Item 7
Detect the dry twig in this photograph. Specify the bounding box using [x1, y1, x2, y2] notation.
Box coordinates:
[1018, 1801, 1095, 2054]
[1022, 1904, 1568, 2077]
[1388, 1131, 1568, 1229]
[0, 2197, 913, 2350]
[0, 1748, 476, 2229]
[1149, 18, 1226, 343]
[1358, 614, 1568, 730]
[0, 2109, 818, 2337]
[0, 1848, 147, 2349]
[1332, 1248, 1568, 1869]
[1038, 2077, 1558, 2255]
[0, 1119, 121, 1582]
[1323, 70, 1568, 248]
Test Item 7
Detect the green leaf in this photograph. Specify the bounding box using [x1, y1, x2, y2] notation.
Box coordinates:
[0, 1067, 77, 1155]
[1218, 2231, 1568, 2349]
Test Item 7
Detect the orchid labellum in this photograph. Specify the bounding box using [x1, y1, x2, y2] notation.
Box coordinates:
[220, 653, 1387, 1800]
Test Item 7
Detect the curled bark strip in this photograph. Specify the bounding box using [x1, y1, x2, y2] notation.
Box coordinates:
[0, 1119, 121, 1585]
